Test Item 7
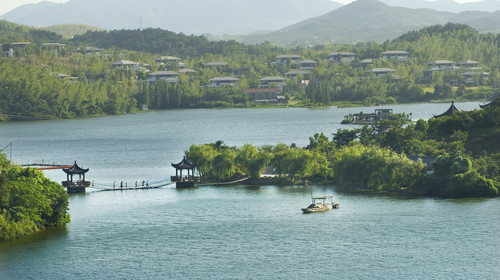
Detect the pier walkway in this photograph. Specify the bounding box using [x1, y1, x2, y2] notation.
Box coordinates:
[91, 179, 176, 191]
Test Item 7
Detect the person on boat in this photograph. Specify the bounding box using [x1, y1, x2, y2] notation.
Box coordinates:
[120, 181, 123, 189]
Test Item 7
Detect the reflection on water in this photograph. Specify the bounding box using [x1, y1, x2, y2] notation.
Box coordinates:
[0, 226, 68, 249]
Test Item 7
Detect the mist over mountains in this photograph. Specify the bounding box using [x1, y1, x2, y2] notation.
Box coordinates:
[0, 0, 341, 35]
[242, 0, 500, 44]
[381, 0, 500, 13]
[1, 0, 499, 44]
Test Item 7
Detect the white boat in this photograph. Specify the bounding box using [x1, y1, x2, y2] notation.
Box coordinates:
[301, 195, 340, 213]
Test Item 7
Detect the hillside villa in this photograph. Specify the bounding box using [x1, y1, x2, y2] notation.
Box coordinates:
[260, 76, 287, 90]
[209, 77, 240, 87]
[243, 88, 285, 103]
[299, 59, 318, 70]
[381, 50, 409, 61]
[145, 71, 180, 85]
[366, 68, 397, 79]
[421, 60, 488, 85]
[328, 52, 356, 64]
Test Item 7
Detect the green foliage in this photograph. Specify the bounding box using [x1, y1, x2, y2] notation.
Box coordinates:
[306, 133, 337, 157]
[473, 153, 500, 184]
[428, 112, 474, 137]
[0, 58, 138, 119]
[188, 119, 498, 197]
[333, 129, 360, 147]
[415, 119, 429, 133]
[269, 145, 328, 180]
[425, 154, 498, 197]
[451, 156, 472, 174]
[185, 98, 499, 197]
[235, 144, 272, 179]
[0, 154, 70, 242]
[331, 144, 425, 190]
[1, 21, 499, 120]
[186, 141, 332, 182]
[71, 28, 250, 57]
[43, 24, 105, 39]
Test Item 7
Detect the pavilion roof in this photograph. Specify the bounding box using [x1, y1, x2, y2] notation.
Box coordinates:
[479, 97, 499, 109]
[172, 156, 195, 169]
[433, 101, 459, 118]
[63, 161, 89, 175]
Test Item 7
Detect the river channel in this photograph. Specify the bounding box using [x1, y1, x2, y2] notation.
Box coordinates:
[0, 102, 499, 279]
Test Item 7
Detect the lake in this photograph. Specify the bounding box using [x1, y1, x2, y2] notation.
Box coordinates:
[1, 102, 499, 279]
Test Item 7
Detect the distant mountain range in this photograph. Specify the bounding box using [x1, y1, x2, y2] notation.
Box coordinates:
[241, 0, 500, 44]
[1, 0, 499, 45]
[381, 0, 500, 13]
[0, 0, 341, 35]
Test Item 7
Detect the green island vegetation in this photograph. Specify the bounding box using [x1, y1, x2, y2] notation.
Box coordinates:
[185, 99, 500, 198]
[0, 21, 499, 120]
[0, 154, 70, 242]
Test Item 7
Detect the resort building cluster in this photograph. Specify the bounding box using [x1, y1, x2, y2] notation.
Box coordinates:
[1, 41, 490, 104]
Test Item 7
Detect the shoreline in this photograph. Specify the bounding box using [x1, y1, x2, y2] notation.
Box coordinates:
[0, 99, 489, 123]
[211, 176, 429, 196]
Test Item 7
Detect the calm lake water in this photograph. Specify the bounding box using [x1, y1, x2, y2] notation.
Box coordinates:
[1, 102, 499, 279]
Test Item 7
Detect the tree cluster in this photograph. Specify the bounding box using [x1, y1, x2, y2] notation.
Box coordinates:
[0, 59, 137, 120]
[185, 138, 428, 193]
[423, 154, 498, 197]
[186, 100, 500, 198]
[0, 154, 70, 242]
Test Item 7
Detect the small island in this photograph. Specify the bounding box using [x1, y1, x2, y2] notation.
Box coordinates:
[341, 108, 395, 124]
[183, 99, 499, 198]
[341, 109, 412, 126]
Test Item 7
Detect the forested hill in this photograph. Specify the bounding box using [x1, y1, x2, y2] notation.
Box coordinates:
[44, 24, 104, 39]
[241, 0, 500, 44]
[70, 29, 250, 57]
[55, 22, 500, 60]
[0, 20, 64, 44]
[1, 0, 341, 35]
[382, 23, 500, 64]
[0, 20, 261, 58]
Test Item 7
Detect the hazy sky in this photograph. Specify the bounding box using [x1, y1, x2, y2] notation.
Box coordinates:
[0, 0, 484, 17]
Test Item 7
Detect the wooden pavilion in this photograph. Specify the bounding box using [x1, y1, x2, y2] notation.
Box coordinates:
[171, 156, 198, 188]
[62, 161, 90, 193]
